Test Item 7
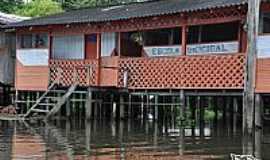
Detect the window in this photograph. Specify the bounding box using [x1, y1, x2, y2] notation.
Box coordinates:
[143, 28, 181, 46]
[262, 12, 270, 33]
[52, 35, 84, 59]
[187, 22, 238, 44]
[19, 34, 48, 49]
[101, 32, 116, 57]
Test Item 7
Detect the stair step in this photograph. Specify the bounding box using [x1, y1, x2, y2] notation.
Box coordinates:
[44, 97, 59, 100]
[31, 109, 50, 113]
[38, 103, 56, 106]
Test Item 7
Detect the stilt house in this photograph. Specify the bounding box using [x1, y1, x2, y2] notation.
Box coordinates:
[7, 0, 270, 118]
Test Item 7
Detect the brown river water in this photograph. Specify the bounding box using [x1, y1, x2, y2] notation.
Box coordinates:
[0, 117, 270, 160]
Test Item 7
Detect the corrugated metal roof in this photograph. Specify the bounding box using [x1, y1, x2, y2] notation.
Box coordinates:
[0, 12, 29, 26]
[8, 0, 248, 27]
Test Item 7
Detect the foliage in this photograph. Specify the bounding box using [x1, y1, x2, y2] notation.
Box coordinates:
[0, 0, 23, 14]
[16, 0, 63, 17]
[61, 0, 145, 10]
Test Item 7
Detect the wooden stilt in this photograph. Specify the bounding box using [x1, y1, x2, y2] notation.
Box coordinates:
[153, 121, 158, 147]
[66, 99, 71, 118]
[179, 90, 185, 126]
[57, 92, 62, 119]
[85, 88, 92, 120]
[128, 94, 132, 119]
[233, 97, 238, 136]
[254, 94, 262, 159]
[154, 95, 158, 121]
[120, 95, 125, 120]
[141, 95, 144, 119]
[85, 119, 91, 152]
[243, 0, 261, 136]
[198, 96, 204, 137]
[94, 101, 98, 119]
[112, 101, 117, 120]
[146, 93, 149, 120]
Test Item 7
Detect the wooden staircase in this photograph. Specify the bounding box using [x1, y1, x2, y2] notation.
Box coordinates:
[23, 68, 78, 120]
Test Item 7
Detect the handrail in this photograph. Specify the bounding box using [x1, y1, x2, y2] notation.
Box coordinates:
[24, 68, 63, 118]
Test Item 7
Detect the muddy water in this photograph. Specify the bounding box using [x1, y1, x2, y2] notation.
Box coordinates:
[0, 118, 269, 160]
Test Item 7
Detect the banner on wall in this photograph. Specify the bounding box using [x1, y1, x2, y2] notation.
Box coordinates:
[187, 41, 239, 55]
[17, 49, 49, 66]
[144, 45, 181, 57]
[257, 35, 270, 58]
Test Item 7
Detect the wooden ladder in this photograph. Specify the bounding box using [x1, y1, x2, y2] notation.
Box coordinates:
[23, 68, 78, 120]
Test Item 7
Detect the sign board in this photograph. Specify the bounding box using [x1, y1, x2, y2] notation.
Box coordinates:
[257, 35, 270, 58]
[17, 49, 49, 66]
[144, 45, 181, 57]
[187, 41, 239, 55]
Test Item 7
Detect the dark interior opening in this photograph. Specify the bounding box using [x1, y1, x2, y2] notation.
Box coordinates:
[187, 22, 239, 44]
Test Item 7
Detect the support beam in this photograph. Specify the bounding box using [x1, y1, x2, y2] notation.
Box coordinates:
[154, 95, 158, 121]
[85, 88, 92, 120]
[128, 94, 132, 119]
[179, 90, 185, 126]
[254, 94, 262, 159]
[243, 0, 261, 135]
[141, 95, 144, 120]
[233, 97, 238, 135]
[181, 25, 187, 55]
[66, 99, 71, 118]
[120, 95, 125, 120]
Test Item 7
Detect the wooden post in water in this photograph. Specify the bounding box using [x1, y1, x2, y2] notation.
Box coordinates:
[243, 0, 261, 136]
[254, 94, 262, 159]
[233, 97, 238, 135]
[120, 95, 125, 120]
[66, 99, 71, 119]
[154, 95, 158, 121]
[179, 90, 185, 126]
[85, 88, 92, 120]
[128, 94, 132, 119]
[141, 95, 144, 120]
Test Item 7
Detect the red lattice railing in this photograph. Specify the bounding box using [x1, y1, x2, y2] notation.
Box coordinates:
[118, 54, 245, 89]
[49, 59, 98, 87]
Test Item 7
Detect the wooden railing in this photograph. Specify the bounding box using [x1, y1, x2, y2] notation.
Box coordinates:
[49, 54, 245, 89]
[118, 54, 245, 89]
[49, 59, 98, 87]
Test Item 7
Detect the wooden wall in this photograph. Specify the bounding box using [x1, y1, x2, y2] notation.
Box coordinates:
[15, 61, 49, 91]
[256, 58, 270, 93]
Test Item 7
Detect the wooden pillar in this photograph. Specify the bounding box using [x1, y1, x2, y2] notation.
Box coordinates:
[181, 25, 187, 55]
[111, 94, 117, 120]
[197, 96, 204, 137]
[128, 94, 132, 119]
[254, 94, 262, 159]
[141, 95, 144, 120]
[94, 100, 98, 119]
[120, 95, 125, 120]
[243, 0, 261, 135]
[179, 90, 185, 126]
[96, 33, 101, 86]
[66, 99, 71, 118]
[233, 97, 238, 135]
[154, 95, 158, 121]
[85, 120, 91, 152]
[85, 88, 92, 120]
[118, 32, 121, 56]
[146, 93, 149, 120]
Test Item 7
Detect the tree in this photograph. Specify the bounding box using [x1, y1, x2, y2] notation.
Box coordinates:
[0, 0, 23, 14]
[60, 0, 145, 11]
[16, 0, 63, 17]
[61, 0, 97, 10]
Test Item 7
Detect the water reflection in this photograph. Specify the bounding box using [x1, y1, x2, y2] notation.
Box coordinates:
[0, 117, 269, 160]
